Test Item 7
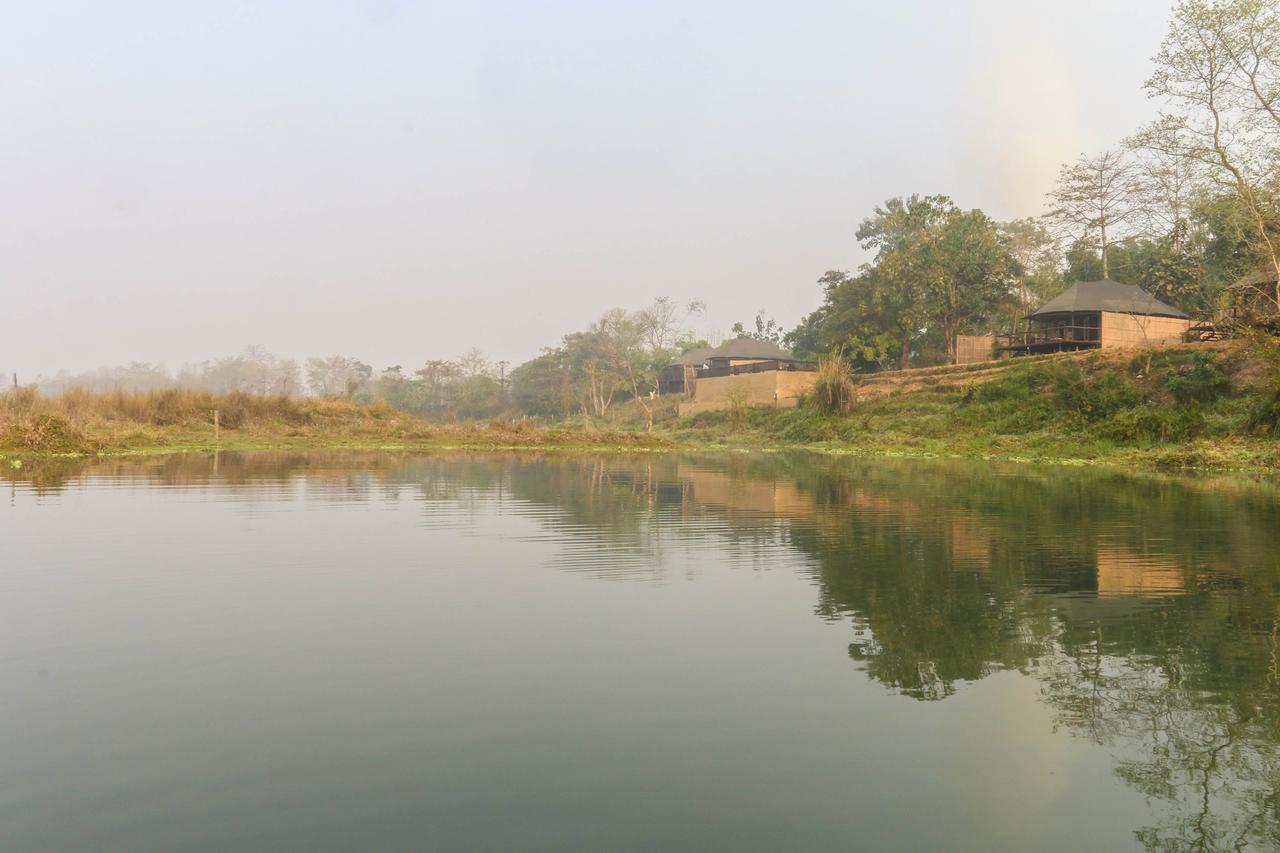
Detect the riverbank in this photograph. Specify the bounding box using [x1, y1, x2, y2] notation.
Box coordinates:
[0, 390, 673, 458]
[3, 343, 1278, 472]
[664, 342, 1280, 472]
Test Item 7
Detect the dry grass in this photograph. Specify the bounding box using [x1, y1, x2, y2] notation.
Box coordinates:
[0, 387, 670, 456]
[808, 352, 858, 415]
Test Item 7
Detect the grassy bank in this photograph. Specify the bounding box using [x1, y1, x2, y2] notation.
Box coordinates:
[0, 387, 671, 457]
[4, 342, 1279, 472]
[666, 342, 1280, 471]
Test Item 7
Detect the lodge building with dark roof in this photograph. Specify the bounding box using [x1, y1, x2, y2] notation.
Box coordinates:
[660, 338, 813, 394]
[957, 280, 1195, 363]
[662, 338, 818, 415]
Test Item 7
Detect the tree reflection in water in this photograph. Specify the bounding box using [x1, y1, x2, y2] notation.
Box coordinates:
[8, 450, 1280, 849]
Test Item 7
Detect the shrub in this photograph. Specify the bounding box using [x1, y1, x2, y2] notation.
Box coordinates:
[0, 414, 95, 454]
[972, 360, 1081, 405]
[1246, 394, 1280, 435]
[1244, 332, 1280, 434]
[808, 351, 857, 415]
[1166, 352, 1230, 406]
[1064, 371, 1145, 421]
[1098, 406, 1202, 444]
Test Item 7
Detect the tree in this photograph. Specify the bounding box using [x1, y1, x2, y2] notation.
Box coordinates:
[784, 304, 828, 361]
[510, 349, 575, 419]
[730, 310, 784, 344]
[856, 195, 1017, 365]
[807, 270, 913, 371]
[561, 328, 621, 419]
[1000, 219, 1063, 305]
[639, 297, 704, 399]
[458, 348, 491, 379]
[503, 299, 703, 425]
[1134, 148, 1203, 248]
[1046, 150, 1144, 279]
[933, 208, 1020, 361]
[1134, 0, 1280, 311]
[855, 195, 951, 368]
[794, 197, 1020, 371]
[305, 355, 372, 399]
[999, 219, 1064, 338]
[372, 365, 431, 414]
[641, 297, 705, 352]
[176, 346, 299, 395]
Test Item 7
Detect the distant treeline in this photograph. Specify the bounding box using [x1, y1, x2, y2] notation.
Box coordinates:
[15, 294, 711, 424]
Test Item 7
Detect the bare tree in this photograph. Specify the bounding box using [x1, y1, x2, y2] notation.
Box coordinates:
[305, 355, 372, 399]
[639, 296, 705, 352]
[1133, 0, 1280, 310]
[457, 348, 493, 379]
[1133, 148, 1204, 247]
[1045, 150, 1144, 279]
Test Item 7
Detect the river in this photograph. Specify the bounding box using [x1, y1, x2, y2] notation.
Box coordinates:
[4, 451, 1279, 851]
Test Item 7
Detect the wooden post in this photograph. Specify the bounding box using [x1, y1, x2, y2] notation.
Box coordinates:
[213, 409, 220, 443]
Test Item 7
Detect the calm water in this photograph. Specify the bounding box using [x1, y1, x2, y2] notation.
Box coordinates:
[4, 451, 1280, 851]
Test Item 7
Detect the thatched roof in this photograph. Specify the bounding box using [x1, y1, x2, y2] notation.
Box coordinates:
[707, 338, 797, 361]
[669, 347, 716, 367]
[1029, 280, 1188, 320]
[667, 338, 797, 369]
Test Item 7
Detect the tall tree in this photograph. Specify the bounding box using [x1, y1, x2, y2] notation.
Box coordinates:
[1045, 150, 1144, 279]
[857, 195, 1017, 365]
[855, 195, 949, 368]
[999, 219, 1063, 335]
[808, 269, 917, 370]
[1134, 0, 1280, 311]
[1134, 148, 1203, 248]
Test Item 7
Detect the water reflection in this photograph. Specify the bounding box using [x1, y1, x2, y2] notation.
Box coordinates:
[7, 451, 1280, 850]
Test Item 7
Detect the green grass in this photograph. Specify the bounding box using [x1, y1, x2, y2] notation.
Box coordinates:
[5, 344, 1279, 473]
[662, 346, 1280, 472]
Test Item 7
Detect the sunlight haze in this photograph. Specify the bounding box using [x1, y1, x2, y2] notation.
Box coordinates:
[3, 0, 1174, 378]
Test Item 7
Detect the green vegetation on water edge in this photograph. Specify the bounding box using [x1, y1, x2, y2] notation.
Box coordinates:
[3, 344, 1279, 473]
[664, 345, 1280, 472]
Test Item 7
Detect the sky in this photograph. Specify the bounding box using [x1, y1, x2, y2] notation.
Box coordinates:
[2, 0, 1177, 379]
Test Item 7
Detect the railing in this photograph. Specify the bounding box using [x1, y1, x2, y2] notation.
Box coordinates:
[696, 360, 818, 378]
[999, 326, 1101, 349]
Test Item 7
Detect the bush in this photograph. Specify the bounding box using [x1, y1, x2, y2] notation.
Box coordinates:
[1244, 332, 1280, 434]
[1166, 352, 1230, 406]
[1063, 370, 1145, 421]
[1246, 394, 1280, 435]
[1098, 406, 1202, 444]
[808, 352, 858, 415]
[0, 414, 95, 454]
[971, 361, 1081, 405]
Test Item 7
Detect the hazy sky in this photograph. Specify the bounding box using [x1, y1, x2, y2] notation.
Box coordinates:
[3, 0, 1176, 378]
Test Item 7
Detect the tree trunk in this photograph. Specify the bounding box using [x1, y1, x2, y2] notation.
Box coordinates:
[899, 337, 911, 371]
[1100, 214, 1109, 279]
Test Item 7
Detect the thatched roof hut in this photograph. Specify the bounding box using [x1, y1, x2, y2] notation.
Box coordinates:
[1028, 280, 1187, 320]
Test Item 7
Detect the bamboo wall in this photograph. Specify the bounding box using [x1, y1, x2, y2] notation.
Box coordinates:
[955, 335, 997, 365]
[1100, 312, 1191, 348]
[678, 370, 817, 416]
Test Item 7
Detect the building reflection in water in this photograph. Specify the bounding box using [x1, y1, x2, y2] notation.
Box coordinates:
[8, 450, 1280, 849]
